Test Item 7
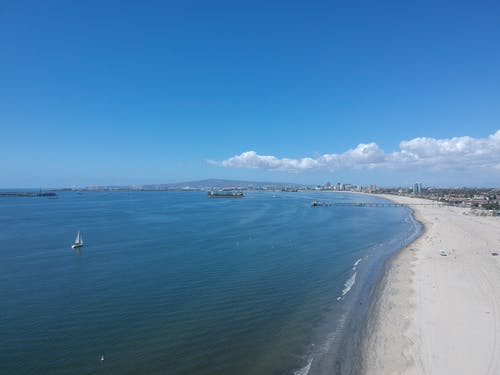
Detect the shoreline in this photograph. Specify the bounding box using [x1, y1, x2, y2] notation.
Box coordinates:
[306, 192, 422, 375]
[362, 194, 500, 374]
[361, 195, 424, 374]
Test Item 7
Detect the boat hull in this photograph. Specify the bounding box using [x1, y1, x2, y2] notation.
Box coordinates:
[71, 243, 83, 249]
[208, 191, 244, 198]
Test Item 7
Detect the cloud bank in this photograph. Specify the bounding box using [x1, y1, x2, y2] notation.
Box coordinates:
[209, 130, 500, 172]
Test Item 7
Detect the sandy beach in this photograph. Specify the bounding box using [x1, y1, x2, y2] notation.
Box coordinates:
[363, 194, 500, 375]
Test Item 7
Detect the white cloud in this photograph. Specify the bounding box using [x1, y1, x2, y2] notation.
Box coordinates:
[209, 130, 500, 172]
[209, 151, 320, 170]
[390, 130, 500, 169]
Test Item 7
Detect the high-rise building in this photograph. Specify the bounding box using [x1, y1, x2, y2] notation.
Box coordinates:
[413, 182, 422, 195]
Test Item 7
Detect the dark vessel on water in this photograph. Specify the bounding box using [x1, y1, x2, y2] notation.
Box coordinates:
[208, 191, 244, 198]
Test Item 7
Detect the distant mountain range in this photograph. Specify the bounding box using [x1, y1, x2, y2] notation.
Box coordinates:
[60, 179, 306, 191]
[159, 178, 304, 189]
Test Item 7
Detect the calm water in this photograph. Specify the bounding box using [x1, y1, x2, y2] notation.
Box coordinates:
[0, 191, 420, 374]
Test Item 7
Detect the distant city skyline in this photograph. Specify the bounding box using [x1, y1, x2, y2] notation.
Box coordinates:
[1, 1, 499, 188]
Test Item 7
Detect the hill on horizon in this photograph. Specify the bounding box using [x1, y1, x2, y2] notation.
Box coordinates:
[157, 178, 305, 189]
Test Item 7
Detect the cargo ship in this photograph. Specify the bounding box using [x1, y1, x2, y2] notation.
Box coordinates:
[208, 191, 244, 198]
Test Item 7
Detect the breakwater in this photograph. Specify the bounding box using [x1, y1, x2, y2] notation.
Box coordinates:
[0, 192, 56, 197]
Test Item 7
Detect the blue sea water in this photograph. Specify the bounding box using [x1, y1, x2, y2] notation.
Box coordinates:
[0, 191, 420, 374]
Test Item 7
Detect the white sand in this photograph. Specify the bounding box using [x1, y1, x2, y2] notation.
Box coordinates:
[363, 194, 500, 375]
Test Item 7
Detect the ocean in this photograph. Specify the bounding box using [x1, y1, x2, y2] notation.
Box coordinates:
[0, 191, 420, 374]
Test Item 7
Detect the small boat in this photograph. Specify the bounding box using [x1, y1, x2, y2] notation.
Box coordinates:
[72, 230, 83, 249]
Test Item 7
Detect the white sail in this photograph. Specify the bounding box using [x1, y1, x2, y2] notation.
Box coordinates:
[72, 230, 83, 249]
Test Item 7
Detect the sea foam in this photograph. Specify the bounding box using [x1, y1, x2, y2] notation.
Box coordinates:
[293, 358, 313, 375]
[341, 272, 357, 297]
[337, 258, 362, 301]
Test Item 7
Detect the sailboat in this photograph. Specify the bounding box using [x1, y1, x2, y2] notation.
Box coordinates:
[72, 230, 83, 249]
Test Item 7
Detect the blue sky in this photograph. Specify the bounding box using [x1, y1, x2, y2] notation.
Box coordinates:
[1, 0, 499, 187]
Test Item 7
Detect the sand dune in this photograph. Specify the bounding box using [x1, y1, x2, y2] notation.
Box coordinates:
[363, 195, 500, 375]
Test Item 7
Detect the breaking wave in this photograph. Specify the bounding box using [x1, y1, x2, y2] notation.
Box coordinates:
[293, 358, 313, 375]
[337, 258, 362, 301]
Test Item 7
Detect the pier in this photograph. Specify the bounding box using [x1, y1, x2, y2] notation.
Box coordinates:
[311, 201, 443, 207]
